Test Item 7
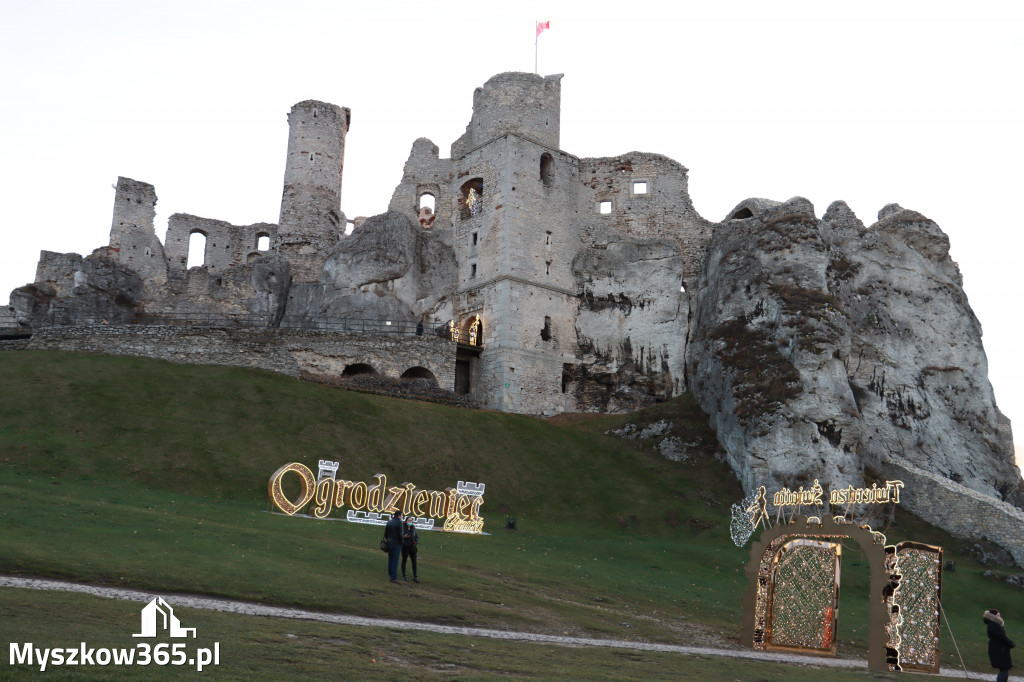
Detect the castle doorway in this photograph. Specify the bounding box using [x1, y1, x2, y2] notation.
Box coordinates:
[455, 359, 471, 394]
[454, 346, 480, 395]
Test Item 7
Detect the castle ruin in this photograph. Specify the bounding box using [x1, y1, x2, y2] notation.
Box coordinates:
[4, 72, 1023, 561]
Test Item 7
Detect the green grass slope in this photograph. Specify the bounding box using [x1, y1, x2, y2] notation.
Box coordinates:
[0, 351, 1020, 676]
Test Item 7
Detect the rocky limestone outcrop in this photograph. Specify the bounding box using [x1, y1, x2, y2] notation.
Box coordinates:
[687, 197, 1023, 514]
[12, 249, 143, 326]
[315, 211, 457, 322]
[572, 238, 688, 411]
[832, 202, 1022, 505]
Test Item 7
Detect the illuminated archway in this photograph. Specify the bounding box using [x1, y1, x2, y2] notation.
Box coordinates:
[741, 515, 942, 673]
[742, 516, 889, 670]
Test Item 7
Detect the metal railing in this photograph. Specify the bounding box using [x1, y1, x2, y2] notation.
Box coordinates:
[30, 310, 477, 342]
[0, 324, 33, 339]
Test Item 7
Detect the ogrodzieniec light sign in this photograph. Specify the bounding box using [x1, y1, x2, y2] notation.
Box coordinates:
[268, 460, 486, 534]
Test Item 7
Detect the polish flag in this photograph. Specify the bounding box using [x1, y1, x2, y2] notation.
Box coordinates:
[536, 21, 550, 36]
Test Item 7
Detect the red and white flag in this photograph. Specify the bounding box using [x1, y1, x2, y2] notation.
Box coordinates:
[536, 20, 550, 37]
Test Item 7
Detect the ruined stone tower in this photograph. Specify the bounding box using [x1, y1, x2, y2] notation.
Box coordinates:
[389, 73, 698, 413]
[107, 177, 166, 298]
[278, 100, 351, 282]
[447, 73, 581, 413]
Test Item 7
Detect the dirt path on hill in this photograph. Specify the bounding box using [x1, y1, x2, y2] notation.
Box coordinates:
[0, 576, 996, 680]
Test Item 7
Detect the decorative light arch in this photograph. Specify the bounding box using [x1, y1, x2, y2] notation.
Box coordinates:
[741, 515, 942, 673]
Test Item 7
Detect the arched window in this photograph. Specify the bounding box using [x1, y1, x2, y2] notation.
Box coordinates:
[459, 178, 484, 220]
[187, 231, 207, 269]
[465, 315, 483, 346]
[540, 153, 554, 188]
[418, 193, 436, 212]
[256, 233, 270, 251]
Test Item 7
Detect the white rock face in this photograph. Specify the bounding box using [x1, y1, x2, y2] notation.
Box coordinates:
[835, 203, 1021, 504]
[318, 212, 457, 322]
[687, 197, 1023, 512]
[571, 238, 689, 411]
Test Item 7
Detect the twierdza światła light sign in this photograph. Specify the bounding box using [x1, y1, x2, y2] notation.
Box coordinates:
[268, 460, 486, 534]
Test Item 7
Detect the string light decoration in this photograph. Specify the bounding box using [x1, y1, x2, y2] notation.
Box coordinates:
[730, 489, 761, 547]
[268, 462, 487, 534]
[767, 539, 841, 652]
[739, 484, 942, 673]
[886, 543, 943, 673]
[267, 462, 315, 515]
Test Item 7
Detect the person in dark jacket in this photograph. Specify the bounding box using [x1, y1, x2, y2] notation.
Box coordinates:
[401, 518, 420, 582]
[984, 609, 1015, 682]
[383, 511, 404, 583]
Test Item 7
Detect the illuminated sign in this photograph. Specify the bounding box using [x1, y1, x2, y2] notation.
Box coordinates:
[829, 480, 903, 506]
[732, 480, 907, 545]
[772, 479, 825, 509]
[769, 479, 904, 519]
[268, 461, 486, 534]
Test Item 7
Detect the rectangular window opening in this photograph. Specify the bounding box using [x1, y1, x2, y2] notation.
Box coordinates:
[599, 200, 612, 214]
[472, 231, 478, 246]
[633, 180, 649, 195]
[470, 263, 477, 278]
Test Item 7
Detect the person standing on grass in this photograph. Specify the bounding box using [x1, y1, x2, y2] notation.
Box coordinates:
[984, 609, 1015, 682]
[402, 518, 420, 582]
[384, 511, 404, 583]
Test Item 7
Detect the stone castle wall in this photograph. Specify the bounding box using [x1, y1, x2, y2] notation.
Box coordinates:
[577, 153, 714, 287]
[26, 326, 455, 390]
[164, 214, 277, 281]
[107, 177, 166, 299]
[876, 454, 1024, 567]
[452, 72, 562, 158]
[387, 137, 455, 229]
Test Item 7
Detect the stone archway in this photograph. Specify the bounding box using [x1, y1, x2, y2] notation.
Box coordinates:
[401, 366, 437, 384]
[342, 363, 377, 377]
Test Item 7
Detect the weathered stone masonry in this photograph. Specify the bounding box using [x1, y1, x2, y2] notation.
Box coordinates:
[26, 326, 454, 389]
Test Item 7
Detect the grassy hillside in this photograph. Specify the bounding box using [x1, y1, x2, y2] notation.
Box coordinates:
[0, 350, 1020, 676]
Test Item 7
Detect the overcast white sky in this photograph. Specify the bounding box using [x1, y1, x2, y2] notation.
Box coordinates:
[1, 0, 1020, 464]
